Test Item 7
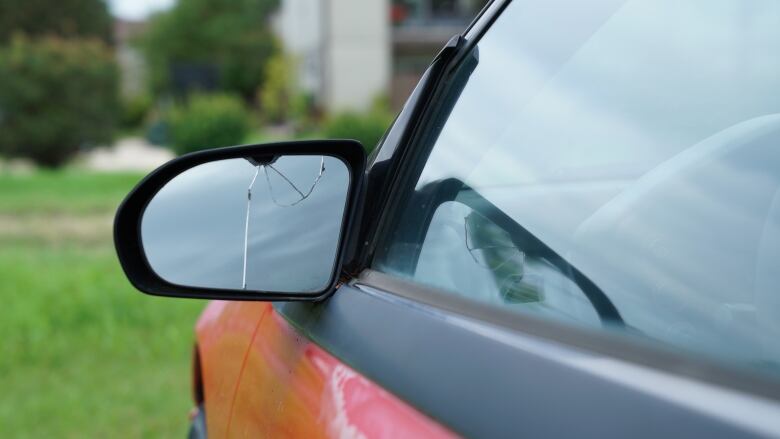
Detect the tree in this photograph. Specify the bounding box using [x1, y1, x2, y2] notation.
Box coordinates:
[141, 0, 280, 101]
[0, 36, 119, 167]
[0, 0, 112, 44]
[0, 0, 118, 167]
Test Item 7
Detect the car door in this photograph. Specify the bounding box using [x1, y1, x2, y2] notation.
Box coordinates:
[228, 0, 780, 437]
[225, 301, 457, 438]
[194, 301, 267, 436]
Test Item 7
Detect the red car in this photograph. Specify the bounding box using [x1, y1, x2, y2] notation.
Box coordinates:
[116, 0, 780, 437]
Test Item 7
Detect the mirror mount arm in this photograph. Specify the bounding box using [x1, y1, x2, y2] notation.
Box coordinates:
[246, 155, 279, 167]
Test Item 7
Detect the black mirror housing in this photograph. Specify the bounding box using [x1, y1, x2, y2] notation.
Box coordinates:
[114, 140, 366, 301]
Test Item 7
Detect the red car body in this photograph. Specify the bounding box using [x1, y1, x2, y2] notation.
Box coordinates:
[195, 301, 456, 438]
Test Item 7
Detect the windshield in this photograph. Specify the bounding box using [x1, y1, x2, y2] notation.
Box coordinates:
[375, 0, 780, 379]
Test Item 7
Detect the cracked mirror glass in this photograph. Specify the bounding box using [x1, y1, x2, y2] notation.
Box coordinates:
[140, 155, 350, 294]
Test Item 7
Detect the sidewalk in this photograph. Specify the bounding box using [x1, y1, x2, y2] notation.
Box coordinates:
[83, 137, 174, 172]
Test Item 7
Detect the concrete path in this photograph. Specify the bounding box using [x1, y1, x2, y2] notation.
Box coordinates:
[82, 137, 174, 172]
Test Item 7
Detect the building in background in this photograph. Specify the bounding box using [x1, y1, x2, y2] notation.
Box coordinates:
[275, 0, 486, 112]
[275, 0, 391, 112]
[390, 0, 486, 108]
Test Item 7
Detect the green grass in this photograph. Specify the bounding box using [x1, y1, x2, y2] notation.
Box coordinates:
[0, 170, 144, 215]
[0, 170, 205, 438]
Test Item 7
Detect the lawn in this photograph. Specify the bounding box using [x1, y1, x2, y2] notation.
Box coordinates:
[0, 170, 205, 437]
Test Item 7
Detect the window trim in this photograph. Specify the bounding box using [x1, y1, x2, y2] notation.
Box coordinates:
[355, 269, 780, 402]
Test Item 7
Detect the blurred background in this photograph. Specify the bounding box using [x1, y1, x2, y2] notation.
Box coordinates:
[0, 0, 486, 436]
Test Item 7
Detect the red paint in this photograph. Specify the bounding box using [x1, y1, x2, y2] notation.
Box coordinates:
[196, 301, 458, 438]
[195, 301, 267, 437]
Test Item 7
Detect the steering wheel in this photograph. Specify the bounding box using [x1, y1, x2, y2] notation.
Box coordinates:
[569, 114, 780, 354]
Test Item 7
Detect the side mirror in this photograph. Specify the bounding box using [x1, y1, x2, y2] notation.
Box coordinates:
[114, 140, 365, 301]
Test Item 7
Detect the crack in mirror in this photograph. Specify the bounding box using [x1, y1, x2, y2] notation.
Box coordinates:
[241, 157, 327, 290]
[140, 154, 349, 294]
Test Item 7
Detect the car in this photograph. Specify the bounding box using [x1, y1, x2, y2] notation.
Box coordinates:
[114, 0, 780, 437]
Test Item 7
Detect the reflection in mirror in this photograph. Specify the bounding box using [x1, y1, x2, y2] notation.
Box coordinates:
[408, 199, 600, 325]
[141, 155, 350, 294]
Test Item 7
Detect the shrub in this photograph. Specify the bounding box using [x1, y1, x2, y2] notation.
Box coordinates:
[290, 92, 319, 135]
[0, 36, 119, 167]
[259, 53, 294, 124]
[167, 93, 249, 154]
[323, 111, 393, 154]
[120, 94, 153, 130]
